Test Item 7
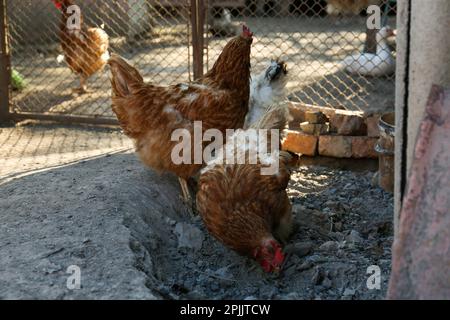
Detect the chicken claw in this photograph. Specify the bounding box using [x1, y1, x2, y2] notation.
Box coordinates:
[178, 177, 195, 210]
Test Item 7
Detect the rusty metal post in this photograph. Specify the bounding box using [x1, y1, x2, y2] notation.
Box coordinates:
[0, 0, 11, 123]
[191, 0, 205, 80]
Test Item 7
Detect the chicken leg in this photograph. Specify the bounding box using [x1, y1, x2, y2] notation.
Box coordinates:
[178, 177, 193, 205]
[73, 76, 89, 94]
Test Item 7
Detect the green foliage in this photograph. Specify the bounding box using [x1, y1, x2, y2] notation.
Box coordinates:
[11, 69, 26, 91]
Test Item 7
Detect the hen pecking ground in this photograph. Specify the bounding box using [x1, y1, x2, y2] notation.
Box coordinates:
[0, 150, 393, 300]
[154, 166, 394, 300]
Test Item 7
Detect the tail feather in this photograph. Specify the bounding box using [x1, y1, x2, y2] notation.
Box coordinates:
[108, 54, 144, 98]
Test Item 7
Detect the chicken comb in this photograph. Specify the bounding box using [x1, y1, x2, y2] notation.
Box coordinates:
[273, 246, 285, 266]
[52, 0, 62, 9]
[242, 25, 253, 38]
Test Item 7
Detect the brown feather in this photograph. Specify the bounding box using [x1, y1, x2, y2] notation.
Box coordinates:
[197, 103, 293, 259]
[108, 33, 252, 179]
[57, 0, 109, 80]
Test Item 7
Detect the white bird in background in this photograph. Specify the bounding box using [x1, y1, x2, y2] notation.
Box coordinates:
[342, 26, 396, 77]
[245, 60, 289, 128]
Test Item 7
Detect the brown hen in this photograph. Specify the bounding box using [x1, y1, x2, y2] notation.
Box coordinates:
[108, 26, 253, 202]
[53, 0, 110, 94]
[196, 104, 293, 273]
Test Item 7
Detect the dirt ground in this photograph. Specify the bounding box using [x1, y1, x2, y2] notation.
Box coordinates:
[0, 123, 132, 183]
[11, 16, 395, 119]
[0, 123, 393, 300]
[2, 13, 396, 301]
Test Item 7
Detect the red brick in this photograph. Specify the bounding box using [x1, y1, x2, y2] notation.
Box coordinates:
[330, 110, 367, 136]
[305, 111, 328, 124]
[319, 135, 352, 158]
[351, 137, 379, 159]
[282, 130, 318, 156]
[300, 122, 330, 136]
[366, 115, 381, 137]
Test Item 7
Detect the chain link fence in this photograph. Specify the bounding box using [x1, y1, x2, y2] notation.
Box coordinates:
[206, 0, 397, 113]
[6, 0, 192, 123]
[3, 0, 396, 124]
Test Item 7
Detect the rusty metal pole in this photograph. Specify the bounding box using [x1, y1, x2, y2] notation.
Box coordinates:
[0, 0, 11, 123]
[191, 0, 205, 80]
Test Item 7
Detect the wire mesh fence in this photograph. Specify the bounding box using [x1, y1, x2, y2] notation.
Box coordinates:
[3, 0, 397, 124]
[206, 0, 397, 113]
[7, 0, 192, 122]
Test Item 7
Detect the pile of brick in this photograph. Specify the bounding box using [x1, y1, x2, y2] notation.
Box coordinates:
[283, 102, 381, 159]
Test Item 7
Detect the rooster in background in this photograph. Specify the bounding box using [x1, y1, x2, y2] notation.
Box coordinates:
[326, 0, 381, 16]
[197, 104, 293, 273]
[52, 0, 110, 94]
[108, 26, 254, 203]
[245, 60, 288, 129]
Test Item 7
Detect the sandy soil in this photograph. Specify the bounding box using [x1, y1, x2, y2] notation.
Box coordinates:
[0, 123, 132, 183]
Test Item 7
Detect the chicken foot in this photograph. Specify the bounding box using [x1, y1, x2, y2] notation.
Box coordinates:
[73, 76, 89, 94]
[178, 177, 194, 207]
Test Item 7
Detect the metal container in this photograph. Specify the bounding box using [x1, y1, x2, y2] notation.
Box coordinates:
[375, 112, 395, 192]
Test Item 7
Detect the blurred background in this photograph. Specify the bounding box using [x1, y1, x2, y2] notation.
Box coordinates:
[6, 0, 396, 123]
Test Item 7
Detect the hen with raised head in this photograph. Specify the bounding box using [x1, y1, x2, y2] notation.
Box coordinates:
[245, 60, 288, 129]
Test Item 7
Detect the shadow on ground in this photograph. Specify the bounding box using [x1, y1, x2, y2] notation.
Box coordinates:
[0, 152, 393, 300]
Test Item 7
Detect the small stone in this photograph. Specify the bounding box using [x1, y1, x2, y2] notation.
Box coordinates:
[343, 288, 356, 296]
[285, 241, 313, 257]
[319, 241, 339, 252]
[244, 296, 258, 300]
[292, 204, 307, 214]
[259, 286, 276, 299]
[300, 122, 330, 136]
[296, 261, 313, 272]
[284, 264, 298, 277]
[281, 292, 301, 300]
[197, 260, 206, 268]
[311, 266, 324, 285]
[322, 277, 333, 288]
[41, 262, 63, 275]
[305, 111, 328, 124]
[210, 282, 220, 292]
[346, 230, 363, 244]
[282, 130, 318, 156]
[185, 290, 206, 300]
[174, 222, 204, 250]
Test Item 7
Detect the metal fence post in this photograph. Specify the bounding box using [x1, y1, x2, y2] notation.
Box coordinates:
[191, 0, 205, 80]
[0, 0, 10, 123]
